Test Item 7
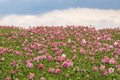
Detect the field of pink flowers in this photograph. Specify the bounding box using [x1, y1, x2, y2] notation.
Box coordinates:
[0, 26, 120, 80]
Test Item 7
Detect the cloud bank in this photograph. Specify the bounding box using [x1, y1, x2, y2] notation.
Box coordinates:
[0, 8, 120, 29]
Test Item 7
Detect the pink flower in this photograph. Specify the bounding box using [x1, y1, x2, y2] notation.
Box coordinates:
[23, 39, 28, 44]
[56, 49, 63, 56]
[89, 52, 95, 56]
[0, 51, 5, 56]
[25, 60, 31, 64]
[92, 66, 98, 72]
[11, 61, 16, 66]
[4, 77, 11, 80]
[42, 48, 47, 53]
[102, 70, 108, 76]
[94, 40, 99, 46]
[62, 61, 73, 68]
[10, 70, 15, 75]
[40, 77, 44, 80]
[65, 73, 69, 78]
[29, 73, 35, 80]
[99, 48, 105, 52]
[72, 49, 76, 54]
[55, 68, 61, 74]
[30, 45, 36, 49]
[90, 57, 94, 62]
[38, 64, 44, 70]
[14, 51, 22, 56]
[47, 67, 55, 73]
[108, 68, 114, 73]
[52, 47, 58, 51]
[118, 44, 120, 48]
[28, 49, 33, 53]
[56, 56, 62, 62]
[117, 67, 120, 73]
[38, 51, 44, 54]
[106, 48, 111, 52]
[71, 55, 77, 60]
[0, 57, 5, 61]
[109, 58, 116, 65]
[100, 65, 105, 70]
[26, 62, 33, 68]
[101, 56, 110, 63]
[87, 45, 92, 49]
[47, 55, 53, 62]
[71, 46, 76, 49]
[80, 48, 86, 55]
[50, 35, 55, 40]
[38, 55, 46, 60]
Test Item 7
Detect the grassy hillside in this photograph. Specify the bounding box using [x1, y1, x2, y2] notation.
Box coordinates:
[0, 26, 120, 80]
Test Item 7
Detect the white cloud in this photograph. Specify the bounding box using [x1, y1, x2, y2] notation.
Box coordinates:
[0, 8, 120, 29]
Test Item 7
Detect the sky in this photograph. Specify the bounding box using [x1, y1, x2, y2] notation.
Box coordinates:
[0, 0, 120, 29]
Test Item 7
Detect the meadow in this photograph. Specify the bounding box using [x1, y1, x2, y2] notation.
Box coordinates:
[0, 26, 120, 80]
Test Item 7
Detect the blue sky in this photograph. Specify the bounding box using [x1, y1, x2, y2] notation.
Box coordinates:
[0, 0, 120, 15]
[0, 0, 120, 29]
